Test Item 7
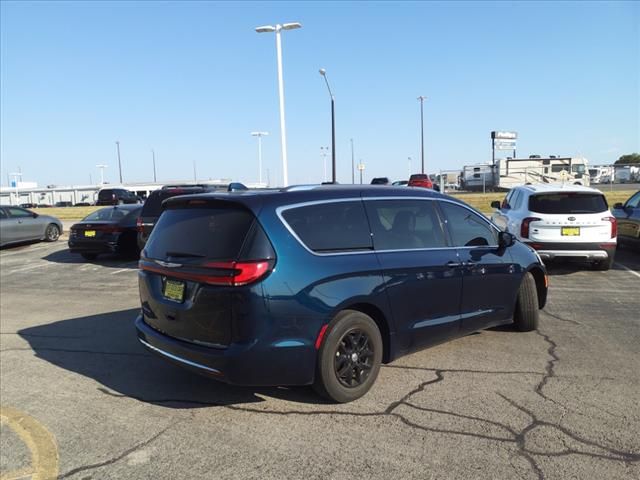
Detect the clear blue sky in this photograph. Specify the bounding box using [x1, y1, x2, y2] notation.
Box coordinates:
[1, 0, 638, 187]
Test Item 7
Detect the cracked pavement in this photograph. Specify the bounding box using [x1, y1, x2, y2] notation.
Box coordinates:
[1, 242, 639, 479]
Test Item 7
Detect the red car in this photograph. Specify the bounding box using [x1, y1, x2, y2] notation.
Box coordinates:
[408, 174, 434, 189]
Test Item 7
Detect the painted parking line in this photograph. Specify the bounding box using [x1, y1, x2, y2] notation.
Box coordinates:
[110, 268, 134, 275]
[0, 406, 59, 480]
[615, 262, 640, 279]
[5, 263, 50, 275]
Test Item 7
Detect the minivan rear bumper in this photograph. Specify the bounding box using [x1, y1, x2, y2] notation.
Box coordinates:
[135, 314, 317, 386]
[525, 242, 616, 261]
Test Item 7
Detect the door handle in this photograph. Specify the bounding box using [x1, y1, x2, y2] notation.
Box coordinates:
[446, 261, 462, 268]
[464, 261, 476, 267]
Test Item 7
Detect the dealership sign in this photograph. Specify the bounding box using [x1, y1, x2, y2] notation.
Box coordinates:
[491, 131, 518, 140]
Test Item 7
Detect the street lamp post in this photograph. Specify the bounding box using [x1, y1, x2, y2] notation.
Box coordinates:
[350, 138, 355, 184]
[96, 164, 108, 185]
[319, 68, 336, 183]
[408, 156, 412, 178]
[251, 132, 269, 184]
[152, 149, 157, 183]
[320, 146, 329, 182]
[417, 96, 426, 174]
[255, 22, 302, 187]
[115, 141, 123, 183]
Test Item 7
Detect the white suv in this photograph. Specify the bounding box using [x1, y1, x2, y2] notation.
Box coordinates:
[491, 184, 617, 270]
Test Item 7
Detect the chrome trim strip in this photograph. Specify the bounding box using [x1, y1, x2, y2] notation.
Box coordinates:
[138, 338, 222, 374]
[537, 250, 608, 259]
[275, 196, 500, 257]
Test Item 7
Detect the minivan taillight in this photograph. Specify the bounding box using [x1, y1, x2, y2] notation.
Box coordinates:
[204, 260, 273, 286]
[140, 259, 274, 287]
[602, 216, 617, 238]
[521, 217, 541, 239]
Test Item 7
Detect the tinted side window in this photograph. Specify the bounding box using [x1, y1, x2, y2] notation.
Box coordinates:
[627, 192, 640, 209]
[0, 209, 7, 219]
[365, 199, 446, 250]
[282, 201, 372, 252]
[7, 207, 32, 218]
[440, 202, 497, 247]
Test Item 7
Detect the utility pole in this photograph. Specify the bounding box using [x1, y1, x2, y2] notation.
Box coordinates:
[115, 141, 123, 183]
[350, 138, 355, 184]
[152, 149, 157, 182]
[417, 96, 426, 174]
[193, 161, 197, 181]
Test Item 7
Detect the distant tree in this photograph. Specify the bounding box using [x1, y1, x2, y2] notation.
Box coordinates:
[615, 153, 640, 165]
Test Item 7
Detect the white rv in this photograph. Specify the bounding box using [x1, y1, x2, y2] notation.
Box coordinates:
[462, 156, 590, 191]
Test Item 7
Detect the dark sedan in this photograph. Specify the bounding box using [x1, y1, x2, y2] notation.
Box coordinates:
[68, 205, 142, 260]
[613, 190, 640, 249]
[0, 206, 63, 247]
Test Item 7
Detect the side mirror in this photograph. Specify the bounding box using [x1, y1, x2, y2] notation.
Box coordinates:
[498, 231, 515, 248]
[613, 203, 624, 209]
[491, 200, 501, 209]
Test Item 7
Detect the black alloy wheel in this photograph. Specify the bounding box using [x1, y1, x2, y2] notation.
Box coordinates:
[313, 310, 383, 403]
[334, 329, 375, 388]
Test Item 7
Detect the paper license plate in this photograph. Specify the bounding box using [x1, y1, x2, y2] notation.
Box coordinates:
[163, 279, 185, 302]
[84, 230, 96, 237]
[561, 227, 580, 236]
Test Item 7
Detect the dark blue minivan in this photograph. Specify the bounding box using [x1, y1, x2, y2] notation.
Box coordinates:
[135, 186, 547, 402]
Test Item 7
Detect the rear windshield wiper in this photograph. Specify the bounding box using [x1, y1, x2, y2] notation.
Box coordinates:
[165, 251, 205, 258]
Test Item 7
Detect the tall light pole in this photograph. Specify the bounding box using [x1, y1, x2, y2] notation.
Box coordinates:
[255, 22, 302, 187]
[319, 68, 336, 183]
[96, 164, 108, 185]
[320, 146, 329, 182]
[417, 96, 426, 174]
[350, 138, 355, 184]
[115, 141, 123, 183]
[408, 156, 412, 178]
[251, 131, 269, 184]
[152, 149, 157, 183]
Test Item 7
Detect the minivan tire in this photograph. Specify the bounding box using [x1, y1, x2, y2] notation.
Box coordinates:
[514, 272, 539, 332]
[44, 224, 60, 242]
[313, 310, 383, 403]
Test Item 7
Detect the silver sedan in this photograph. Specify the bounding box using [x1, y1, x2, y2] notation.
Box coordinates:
[0, 206, 63, 247]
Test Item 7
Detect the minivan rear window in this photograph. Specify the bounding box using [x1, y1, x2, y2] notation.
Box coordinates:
[529, 193, 608, 214]
[144, 206, 255, 261]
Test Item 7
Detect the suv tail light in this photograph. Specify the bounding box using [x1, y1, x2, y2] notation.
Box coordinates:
[136, 217, 143, 233]
[602, 216, 617, 238]
[521, 217, 541, 239]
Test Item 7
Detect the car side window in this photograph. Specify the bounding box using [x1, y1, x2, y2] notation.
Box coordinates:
[282, 201, 372, 253]
[364, 199, 446, 250]
[626, 192, 640, 209]
[7, 207, 32, 218]
[511, 190, 523, 210]
[502, 190, 513, 209]
[439, 202, 498, 247]
[0, 209, 7, 219]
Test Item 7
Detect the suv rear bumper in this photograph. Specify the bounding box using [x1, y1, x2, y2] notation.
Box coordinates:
[135, 314, 317, 386]
[526, 242, 616, 261]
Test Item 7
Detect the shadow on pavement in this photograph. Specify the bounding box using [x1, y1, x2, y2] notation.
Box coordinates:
[18, 308, 325, 407]
[42, 248, 139, 269]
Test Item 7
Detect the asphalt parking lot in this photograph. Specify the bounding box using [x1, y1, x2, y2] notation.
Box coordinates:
[1, 238, 639, 480]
